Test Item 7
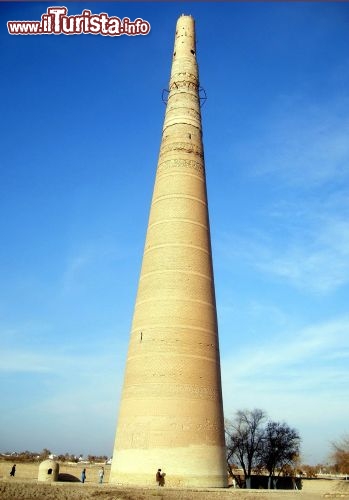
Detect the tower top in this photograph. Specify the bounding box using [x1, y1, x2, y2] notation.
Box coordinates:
[173, 14, 196, 62]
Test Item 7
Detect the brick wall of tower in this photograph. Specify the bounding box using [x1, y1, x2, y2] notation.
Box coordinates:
[110, 15, 227, 488]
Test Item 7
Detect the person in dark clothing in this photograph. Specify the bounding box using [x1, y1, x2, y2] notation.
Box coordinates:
[10, 464, 16, 477]
[81, 468, 86, 483]
[156, 468, 165, 486]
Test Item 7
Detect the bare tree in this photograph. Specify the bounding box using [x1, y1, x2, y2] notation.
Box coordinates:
[261, 421, 301, 489]
[39, 448, 51, 460]
[300, 464, 317, 478]
[331, 436, 349, 474]
[225, 409, 267, 488]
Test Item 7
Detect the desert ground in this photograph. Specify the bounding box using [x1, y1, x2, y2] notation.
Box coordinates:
[1, 461, 348, 500]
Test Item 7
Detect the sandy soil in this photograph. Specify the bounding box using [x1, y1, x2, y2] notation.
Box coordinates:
[1, 461, 348, 500]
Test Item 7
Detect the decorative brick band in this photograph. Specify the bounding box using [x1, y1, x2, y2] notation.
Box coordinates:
[158, 158, 204, 173]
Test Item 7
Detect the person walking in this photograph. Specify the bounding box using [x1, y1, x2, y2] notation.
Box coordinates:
[81, 468, 86, 483]
[156, 468, 165, 486]
[98, 466, 104, 484]
[10, 464, 16, 477]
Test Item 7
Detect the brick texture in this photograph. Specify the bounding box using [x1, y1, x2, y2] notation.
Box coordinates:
[110, 15, 227, 488]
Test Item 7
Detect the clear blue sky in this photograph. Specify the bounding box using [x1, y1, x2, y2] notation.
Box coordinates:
[1, 2, 348, 465]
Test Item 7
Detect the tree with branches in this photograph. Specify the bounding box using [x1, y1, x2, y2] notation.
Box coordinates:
[39, 448, 51, 460]
[261, 421, 301, 489]
[225, 408, 267, 488]
[226, 409, 301, 489]
[331, 436, 349, 474]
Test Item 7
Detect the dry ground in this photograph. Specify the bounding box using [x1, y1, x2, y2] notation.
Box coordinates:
[1, 461, 348, 500]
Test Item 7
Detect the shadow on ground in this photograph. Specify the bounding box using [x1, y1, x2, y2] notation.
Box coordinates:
[58, 473, 80, 482]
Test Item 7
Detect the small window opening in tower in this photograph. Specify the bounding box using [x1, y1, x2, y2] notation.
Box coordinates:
[173, 52, 176, 57]
[48, 469, 52, 475]
[191, 50, 195, 55]
[188, 133, 191, 139]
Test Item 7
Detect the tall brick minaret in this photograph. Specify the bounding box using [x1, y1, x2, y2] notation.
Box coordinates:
[110, 15, 227, 487]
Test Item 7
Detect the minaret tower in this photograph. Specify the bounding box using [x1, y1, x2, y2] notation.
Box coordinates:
[110, 15, 227, 487]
